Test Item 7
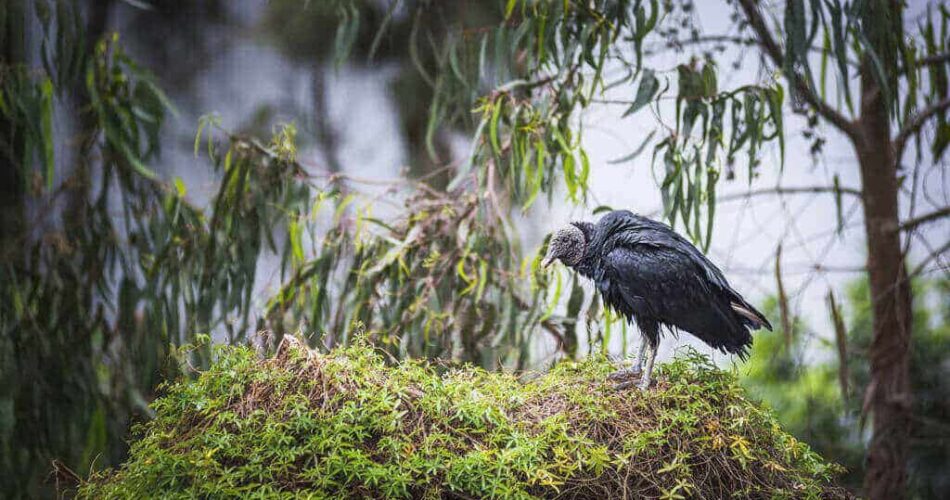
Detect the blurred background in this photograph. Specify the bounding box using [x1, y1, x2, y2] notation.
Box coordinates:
[1, 0, 947, 498]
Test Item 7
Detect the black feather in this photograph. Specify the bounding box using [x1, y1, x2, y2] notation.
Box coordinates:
[570, 210, 769, 359]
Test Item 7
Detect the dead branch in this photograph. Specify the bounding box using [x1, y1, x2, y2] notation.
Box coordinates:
[894, 96, 950, 163]
[899, 207, 950, 232]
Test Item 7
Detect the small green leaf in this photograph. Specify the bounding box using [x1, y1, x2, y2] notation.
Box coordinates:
[833, 174, 844, 235]
[562, 153, 577, 200]
[701, 63, 717, 97]
[540, 270, 563, 322]
[40, 77, 54, 191]
[122, 143, 157, 179]
[932, 121, 950, 161]
[288, 219, 304, 264]
[820, 30, 830, 100]
[623, 68, 659, 117]
[489, 99, 503, 156]
[579, 149, 590, 195]
[504, 0, 517, 19]
[174, 177, 187, 197]
[475, 260, 488, 302]
[767, 85, 786, 169]
[609, 130, 656, 164]
[194, 117, 206, 157]
[704, 166, 718, 252]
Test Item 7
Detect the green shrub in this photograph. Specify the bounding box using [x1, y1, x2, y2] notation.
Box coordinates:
[80, 338, 851, 499]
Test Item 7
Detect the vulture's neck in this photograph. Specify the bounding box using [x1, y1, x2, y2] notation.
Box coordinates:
[570, 222, 598, 279]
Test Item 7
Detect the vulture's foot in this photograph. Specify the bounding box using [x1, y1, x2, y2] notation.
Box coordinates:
[636, 376, 652, 391]
[607, 366, 641, 382]
[611, 376, 651, 391]
[609, 367, 648, 391]
[612, 379, 636, 391]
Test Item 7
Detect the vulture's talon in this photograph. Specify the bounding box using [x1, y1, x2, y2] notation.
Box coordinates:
[611, 379, 638, 391]
[612, 377, 651, 391]
[608, 367, 641, 381]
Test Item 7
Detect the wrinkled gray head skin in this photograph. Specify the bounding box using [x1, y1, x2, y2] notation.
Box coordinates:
[541, 225, 587, 268]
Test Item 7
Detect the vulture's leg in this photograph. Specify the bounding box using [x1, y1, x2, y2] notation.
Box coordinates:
[608, 340, 646, 382]
[636, 340, 658, 390]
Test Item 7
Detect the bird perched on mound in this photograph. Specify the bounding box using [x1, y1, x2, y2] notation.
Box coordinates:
[541, 210, 771, 390]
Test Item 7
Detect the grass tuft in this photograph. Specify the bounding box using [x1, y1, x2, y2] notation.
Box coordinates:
[80, 337, 852, 499]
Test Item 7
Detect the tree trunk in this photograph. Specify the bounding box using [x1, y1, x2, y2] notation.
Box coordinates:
[855, 52, 913, 500]
[0, 0, 26, 255]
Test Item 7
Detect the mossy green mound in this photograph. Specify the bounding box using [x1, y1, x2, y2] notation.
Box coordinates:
[81, 337, 851, 499]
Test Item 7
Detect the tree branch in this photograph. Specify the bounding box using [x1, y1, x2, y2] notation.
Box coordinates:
[645, 35, 757, 53]
[899, 207, 950, 232]
[737, 0, 859, 140]
[900, 51, 950, 73]
[646, 34, 858, 66]
[719, 186, 861, 201]
[716, 185, 863, 203]
[644, 185, 863, 218]
[893, 96, 950, 163]
[908, 239, 950, 281]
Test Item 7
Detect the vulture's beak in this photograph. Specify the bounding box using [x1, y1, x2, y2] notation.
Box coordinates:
[541, 251, 556, 269]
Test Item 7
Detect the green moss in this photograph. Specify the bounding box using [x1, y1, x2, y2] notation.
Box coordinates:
[80, 338, 851, 499]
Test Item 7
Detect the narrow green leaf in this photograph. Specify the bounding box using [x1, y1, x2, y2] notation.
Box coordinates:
[623, 68, 658, 117]
[289, 219, 304, 264]
[701, 63, 717, 97]
[933, 122, 950, 161]
[827, 0, 853, 112]
[425, 99, 442, 159]
[368, 0, 397, 61]
[562, 153, 577, 200]
[448, 114, 489, 191]
[609, 130, 655, 164]
[833, 174, 844, 235]
[820, 30, 830, 100]
[540, 270, 563, 322]
[579, 148, 590, 195]
[194, 117, 206, 157]
[122, 143, 157, 179]
[504, 0, 517, 19]
[489, 99, 503, 156]
[40, 77, 54, 191]
[174, 177, 187, 197]
[767, 85, 786, 169]
[475, 260, 488, 302]
[408, 13, 434, 87]
[334, 193, 356, 224]
[704, 167, 718, 252]
[362, 217, 396, 233]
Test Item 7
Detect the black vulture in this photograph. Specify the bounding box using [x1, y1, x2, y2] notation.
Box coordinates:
[541, 210, 772, 390]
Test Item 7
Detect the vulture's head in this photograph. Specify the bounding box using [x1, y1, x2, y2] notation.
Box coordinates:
[541, 224, 586, 268]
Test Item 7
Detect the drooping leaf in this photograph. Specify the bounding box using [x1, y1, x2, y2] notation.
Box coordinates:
[39, 77, 54, 191]
[609, 130, 656, 165]
[623, 68, 659, 117]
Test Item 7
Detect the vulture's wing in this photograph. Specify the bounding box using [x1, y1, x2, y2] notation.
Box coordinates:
[597, 241, 756, 357]
[595, 210, 771, 332]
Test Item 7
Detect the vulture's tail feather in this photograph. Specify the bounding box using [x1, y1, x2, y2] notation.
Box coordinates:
[730, 302, 772, 331]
